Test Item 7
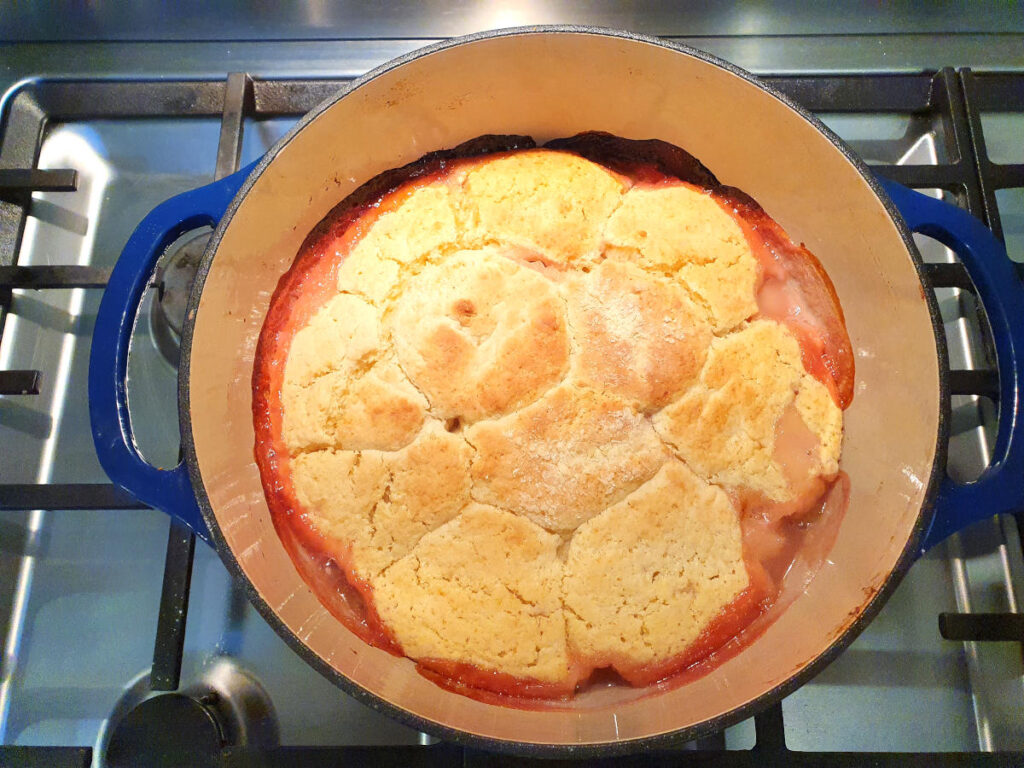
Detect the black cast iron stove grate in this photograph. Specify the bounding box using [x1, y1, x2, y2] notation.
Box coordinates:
[0, 67, 1022, 767]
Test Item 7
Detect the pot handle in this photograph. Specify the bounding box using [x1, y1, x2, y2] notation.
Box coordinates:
[88, 166, 253, 542]
[879, 179, 1024, 554]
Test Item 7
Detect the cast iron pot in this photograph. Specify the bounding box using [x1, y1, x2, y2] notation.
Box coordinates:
[88, 27, 1024, 756]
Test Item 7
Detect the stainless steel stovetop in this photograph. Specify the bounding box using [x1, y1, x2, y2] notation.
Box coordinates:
[1, 5, 1023, 765]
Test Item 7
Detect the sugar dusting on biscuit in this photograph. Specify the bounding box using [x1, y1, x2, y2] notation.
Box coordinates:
[466, 384, 667, 532]
[565, 259, 712, 411]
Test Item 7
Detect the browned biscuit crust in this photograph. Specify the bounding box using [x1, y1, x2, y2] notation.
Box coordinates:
[272, 147, 845, 690]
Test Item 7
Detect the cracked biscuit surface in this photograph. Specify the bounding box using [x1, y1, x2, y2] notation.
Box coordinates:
[565, 259, 712, 411]
[374, 503, 570, 684]
[458, 150, 627, 267]
[390, 248, 570, 423]
[603, 183, 759, 332]
[336, 183, 458, 304]
[282, 293, 427, 453]
[653, 319, 842, 504]
[563, 460, 749, 678]
[466, 383, 667, 532]
[262, 143, 848, 696]
[290, 420, 474, 580]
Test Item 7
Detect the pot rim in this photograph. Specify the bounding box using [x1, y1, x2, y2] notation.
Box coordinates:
[178, 25, 950, 757]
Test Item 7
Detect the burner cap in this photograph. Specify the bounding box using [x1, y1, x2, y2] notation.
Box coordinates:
[104, 693, 224, 768]
[100, 660, 278, 767]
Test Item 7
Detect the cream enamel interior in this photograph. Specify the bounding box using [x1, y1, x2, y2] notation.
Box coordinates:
[186, 32, 940, 746]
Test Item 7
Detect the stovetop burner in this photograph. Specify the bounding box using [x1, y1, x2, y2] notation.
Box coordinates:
[150, 230, 211, 367]
[105, 694, 225, 768]
[102, 659, 278, 768]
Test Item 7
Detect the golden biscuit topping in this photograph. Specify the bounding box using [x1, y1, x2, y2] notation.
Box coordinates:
[466, 384, 667, 532]
[603, 184, 759, 331]
[390, 248, 570, 423]
[282, 294, 427, 453]
[459, 150, 627, 266]
[337, 184, 458, 304]
[565, 259, 711, 411]
[374, 503, 569, 683]
[563, 460, 749, 675]
[653, 319, 842, 503]
[291, 421, 474, 580]
[268, 146, 847, 695]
